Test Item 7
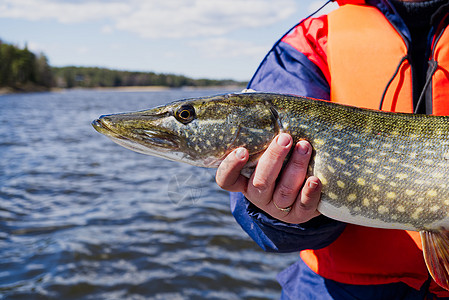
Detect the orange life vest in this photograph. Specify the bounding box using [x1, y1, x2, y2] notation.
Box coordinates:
[300, 4, 449, 296]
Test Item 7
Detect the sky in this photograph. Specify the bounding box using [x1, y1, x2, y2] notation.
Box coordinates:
[0, 0, 338, 81]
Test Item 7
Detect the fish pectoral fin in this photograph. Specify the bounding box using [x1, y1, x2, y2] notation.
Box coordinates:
[421, 230, 449, 291]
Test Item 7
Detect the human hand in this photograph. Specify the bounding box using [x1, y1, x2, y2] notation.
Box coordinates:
[216, 133, 321, 224]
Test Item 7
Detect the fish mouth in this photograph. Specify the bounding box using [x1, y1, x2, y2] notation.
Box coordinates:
[91, 118, 179, 151]
[92, 118, 126, 140]
[92, 118, 115, 135]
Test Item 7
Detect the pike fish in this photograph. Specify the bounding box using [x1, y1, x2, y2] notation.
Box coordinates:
[92, 92, 449, 290]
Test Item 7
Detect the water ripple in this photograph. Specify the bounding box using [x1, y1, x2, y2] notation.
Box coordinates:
[0, 89, 298, 299]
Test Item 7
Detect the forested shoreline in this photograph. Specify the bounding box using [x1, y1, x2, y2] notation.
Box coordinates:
[0, 40, 53, 91]
[0, 40, 245, 93]
[51, 67, 244, 89]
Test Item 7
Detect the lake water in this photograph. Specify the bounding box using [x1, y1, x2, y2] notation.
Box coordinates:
[0, 89, 298, 299]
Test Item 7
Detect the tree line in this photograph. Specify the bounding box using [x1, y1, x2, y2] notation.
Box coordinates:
[0, 40, 52, 90]
[0, 40, 245, 92]
[52, 66, 244, 89]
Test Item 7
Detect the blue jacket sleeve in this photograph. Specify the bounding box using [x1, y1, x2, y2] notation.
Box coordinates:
[248, 41, 331, 99]
[231, 193, 346, 253]
[230, 41, 346, 253]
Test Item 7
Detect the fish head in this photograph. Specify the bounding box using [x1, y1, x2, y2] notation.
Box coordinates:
[92, 93, 280, 167]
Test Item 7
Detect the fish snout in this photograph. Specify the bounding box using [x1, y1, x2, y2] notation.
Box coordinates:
[91, 117, 113, 134]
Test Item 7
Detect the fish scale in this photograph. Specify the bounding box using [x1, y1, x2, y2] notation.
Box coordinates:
[273, 96, 449, 231]
[92, 92, 449, 290]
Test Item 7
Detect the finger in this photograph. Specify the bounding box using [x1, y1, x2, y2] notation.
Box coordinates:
[272, 140, 312, 210]
[291, 176, 322, 222]
[216, 148, 249, 192]
[249, 133, 292, 194]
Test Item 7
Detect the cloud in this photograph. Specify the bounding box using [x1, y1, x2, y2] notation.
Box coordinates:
[115, 0, 296, 39]
[101, 25, 114, 34]
[0, 0, 129, 23]
[0, 0, 297, 38]
[189, 38, 267, 59]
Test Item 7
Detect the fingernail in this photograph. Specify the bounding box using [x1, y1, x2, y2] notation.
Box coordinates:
[235, 148, 246, 160]
[297, 140, 309, 155]
[277, 133, 291, 147]
[308, 178, 319, 190]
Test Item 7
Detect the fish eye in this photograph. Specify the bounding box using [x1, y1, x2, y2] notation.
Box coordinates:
[175, 104, 196, 124]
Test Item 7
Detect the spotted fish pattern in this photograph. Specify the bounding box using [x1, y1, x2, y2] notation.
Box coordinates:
[275, 97, 449, 231]
[93, 92, 449, 290]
